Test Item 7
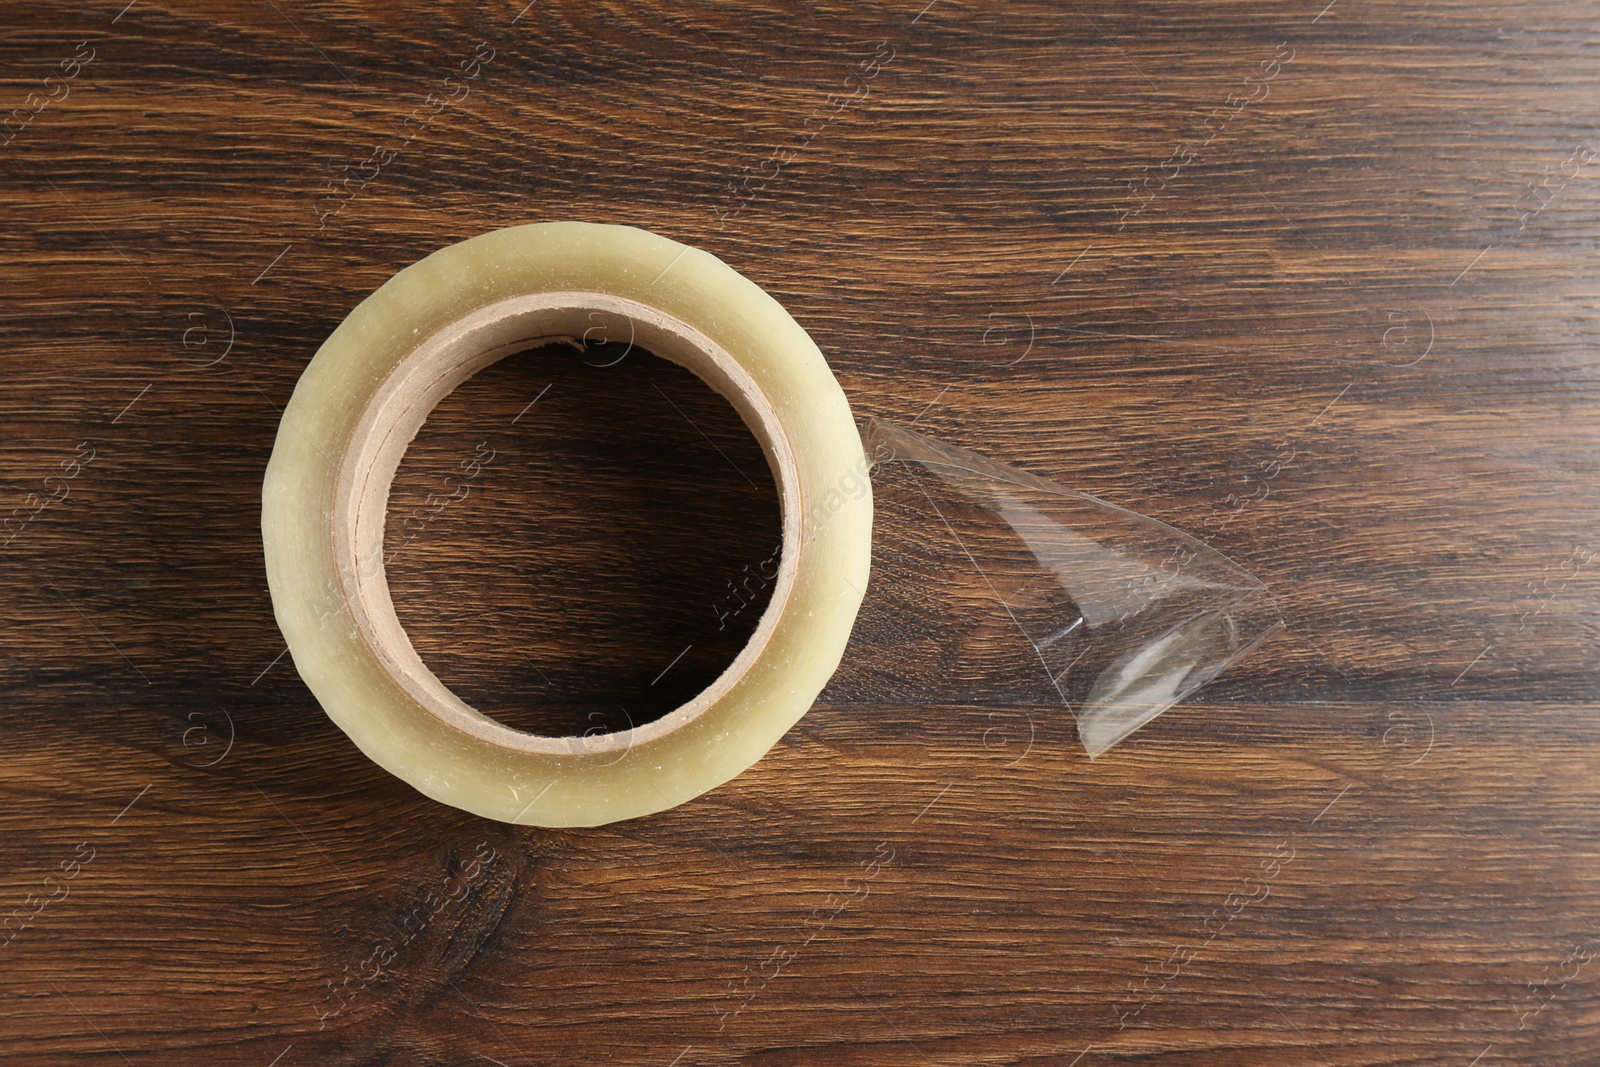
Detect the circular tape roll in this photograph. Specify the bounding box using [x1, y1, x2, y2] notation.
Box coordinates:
[261, 222, 871, 827]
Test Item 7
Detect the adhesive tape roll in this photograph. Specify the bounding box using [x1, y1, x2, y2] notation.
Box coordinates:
[261, 222, 871, 827]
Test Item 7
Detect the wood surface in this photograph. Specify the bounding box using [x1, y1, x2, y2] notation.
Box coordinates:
[3, 0, 1600, 1063]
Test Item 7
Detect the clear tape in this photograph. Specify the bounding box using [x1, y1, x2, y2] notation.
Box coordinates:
[861, 419, 1284, 756]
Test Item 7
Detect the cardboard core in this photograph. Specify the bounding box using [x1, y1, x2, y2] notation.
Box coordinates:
[329, 292, 801, 756]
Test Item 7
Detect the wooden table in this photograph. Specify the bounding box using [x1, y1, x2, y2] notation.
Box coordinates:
[4, 1, 1598, 1063]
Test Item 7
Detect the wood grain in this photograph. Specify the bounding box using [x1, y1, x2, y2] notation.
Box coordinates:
[4, 0, 1600, 1063]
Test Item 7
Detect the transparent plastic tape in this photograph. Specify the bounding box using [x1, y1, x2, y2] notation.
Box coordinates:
[855, 419, 1284, 757]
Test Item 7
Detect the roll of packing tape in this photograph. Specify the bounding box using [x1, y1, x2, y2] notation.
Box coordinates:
[261, 222, 871, 827]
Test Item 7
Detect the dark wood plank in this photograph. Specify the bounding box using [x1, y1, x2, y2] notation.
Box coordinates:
[4, 0, 1600, 1063]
